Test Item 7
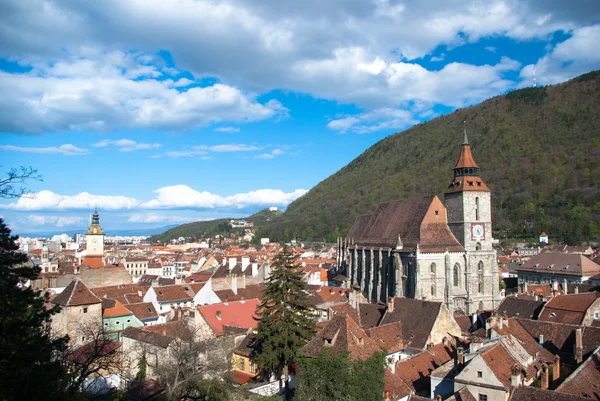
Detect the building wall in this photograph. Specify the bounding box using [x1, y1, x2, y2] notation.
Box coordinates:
[232, 353, 257, 377]
[80, 265, 132, 288]
[429, 304, 462, 344]
[86, 234, 104, 255]
[454, 355, 508, 401]
[51, 303, 103, 346]
[583, 298, 600, 326]
[103, 314, 143, 341]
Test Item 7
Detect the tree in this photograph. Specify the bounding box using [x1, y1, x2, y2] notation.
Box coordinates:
[252, 246, 316, 398]
[0, 165, 42, 198]
[295, 350, 385, 401]
[0, 217, 71, 400]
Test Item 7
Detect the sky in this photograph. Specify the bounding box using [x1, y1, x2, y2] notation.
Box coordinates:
[1, 0, 599, 235]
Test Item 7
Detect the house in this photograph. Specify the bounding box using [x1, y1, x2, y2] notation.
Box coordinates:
[195, 299, 260, 340]
[539, 232, 549, 244]
[51, 278, 103, 346]
[302, 314, 382, 360]
[124, 302, 160, 326]
[537, 292, 600, 326]
[496, 296, 545, 320]
[231, 331, 259, 386]
[509, 386, 590, 401]
[556, 346, 600, 399]
[143, 285, 195, 315]
[516, 252, 600, 284]
[101, 299, 143, 340]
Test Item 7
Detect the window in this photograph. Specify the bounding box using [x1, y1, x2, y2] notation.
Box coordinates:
[475, 242, 482, 251]
[478, 261, 484, 293]
[239, 358, 245, 371]
[594, 311, 599, 319]
[475, 197, 480, 221]
[430, 263, 436, 274]
[83, 307, 88, 314]
[431, 284, 435, 297]
[249, 361, 255, 374]
[127, 319, 131, 323]
[116, 321, 120, 325]
[479, 394, 487, 401]
[104, 322, 108, 327]
[453, 264, 460, 287]
[477, 371, 483, 378]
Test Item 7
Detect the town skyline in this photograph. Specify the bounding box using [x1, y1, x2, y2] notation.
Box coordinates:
[2, 0, 600, 234]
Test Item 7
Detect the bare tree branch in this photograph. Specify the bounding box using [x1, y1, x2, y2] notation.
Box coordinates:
[0, 166, 43, 199]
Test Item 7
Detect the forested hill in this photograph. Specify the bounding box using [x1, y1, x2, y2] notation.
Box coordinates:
[256, 71, 600, 244]
[148, 208, 282, 243]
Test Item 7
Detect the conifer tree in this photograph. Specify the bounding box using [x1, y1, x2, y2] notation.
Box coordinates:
[253, 245, 316, 397]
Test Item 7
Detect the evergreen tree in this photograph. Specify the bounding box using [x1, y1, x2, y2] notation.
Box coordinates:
[252, 246, 316, 397]
[0, 217, 71, 400]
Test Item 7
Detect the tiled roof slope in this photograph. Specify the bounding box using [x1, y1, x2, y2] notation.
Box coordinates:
[497, 296, 545, 319]
[380, 297, 442, 350]
[556, 347, 600, 399]
[52, 278, 102, 306]
[509, 386, 591, 401]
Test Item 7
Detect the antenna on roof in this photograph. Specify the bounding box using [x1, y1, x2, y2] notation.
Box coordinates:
[533, 67, 536, 88]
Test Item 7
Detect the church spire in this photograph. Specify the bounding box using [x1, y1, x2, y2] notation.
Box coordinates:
[445, 124, 490, 194]
[462, 121, 469, 145]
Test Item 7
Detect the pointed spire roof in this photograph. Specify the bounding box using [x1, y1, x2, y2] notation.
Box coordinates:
[52, 278, 102, 306]
[446, 125, 490, 194]
[454, 124, 479, 169]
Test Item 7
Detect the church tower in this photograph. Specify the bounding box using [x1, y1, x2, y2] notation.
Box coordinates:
[445, 127, 498, 311]
[86, 209, 105, 256]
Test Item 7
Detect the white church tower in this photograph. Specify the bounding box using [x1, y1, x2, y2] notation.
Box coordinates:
[444, 126, 499, 311]
[85, 209, 105, 256]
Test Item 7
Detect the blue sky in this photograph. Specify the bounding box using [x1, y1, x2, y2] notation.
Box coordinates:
[1, 0, 599, 235]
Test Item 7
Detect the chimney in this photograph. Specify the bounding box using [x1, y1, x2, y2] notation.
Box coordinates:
[538, 334, 544, 345]
[511, 365, 521, 388]
[471, 313, 477, 325]
[574, 286, 579, 294]
[541, 364, 549, 389]
[251, 263, 258, 277]
[575, 328, 583, 364]
[216, 310, 222, 320]
[552, 279, 558, 292]
[553, 355, 560, 384]
[138, 290, 143, 297]
[241, 256, 250, 272]
[387, 297, 395, 313]
[228, 257, 236, 271]
[388, 359, 396, 374]
[456, 346, 464, 366]
[231, 274, 238, 295]
[522, 281, 528, 294]
[562, 279, 568, 294]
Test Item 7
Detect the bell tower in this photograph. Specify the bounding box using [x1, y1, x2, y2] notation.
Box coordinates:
[86, 209, 105, 256]
[444, 125, 498, 311]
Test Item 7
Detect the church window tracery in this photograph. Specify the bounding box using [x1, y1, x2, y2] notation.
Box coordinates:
[453, 263, 460, 287]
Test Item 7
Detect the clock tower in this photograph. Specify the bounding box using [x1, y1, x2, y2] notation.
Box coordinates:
[86, 209, 105, 256]
[445, 126, 499, 310]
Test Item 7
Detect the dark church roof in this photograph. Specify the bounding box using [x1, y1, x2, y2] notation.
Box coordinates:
[346, 196, 463, 252]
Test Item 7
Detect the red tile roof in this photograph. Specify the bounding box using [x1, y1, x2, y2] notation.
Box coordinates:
[197, 299, 260, 336]
[103, 300, 133, 318]
[52, 278, 102, 306]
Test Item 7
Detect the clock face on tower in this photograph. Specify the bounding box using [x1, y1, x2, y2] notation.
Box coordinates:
[92, 238, 97, 244]
[93, 228, 97, 233]
[471, 223, 485, 240]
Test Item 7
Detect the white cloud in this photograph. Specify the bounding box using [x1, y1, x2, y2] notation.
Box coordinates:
[520, 24, 600, 86]
[255, 148, 285, 159]
[24, 215, 85, 227]
[92, 138, 162, 151]
[209, 144, 259, 152]
[0, 51, 287, 134]
[430, 53, 446, 62]
[0, 144, 89, 155]
[3, 190, 140, 211]
[2, 0, 597, 134]
[127, 214, 194, 224]
[485, 46, 497, 53]
[214, 126, 240, 133]
[1, 186, 307, 211]
[328, 107, 419, 134]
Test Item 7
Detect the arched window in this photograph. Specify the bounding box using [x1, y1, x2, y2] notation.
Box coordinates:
[475, 197, 480, 221]
[431, 284, 436, 297]
[430, 263, 436, 274]
[478, 261, 484, 293]
[476, 242, 482, 251]
[453, 263, 460, 287]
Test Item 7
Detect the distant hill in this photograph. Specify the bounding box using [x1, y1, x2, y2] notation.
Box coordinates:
[256, 71, 600, 244]
[148, 208, 282, 243]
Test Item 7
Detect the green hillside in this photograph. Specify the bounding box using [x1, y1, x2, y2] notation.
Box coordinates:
[256, 71, 600, 244]
[148, 208, 282, 243]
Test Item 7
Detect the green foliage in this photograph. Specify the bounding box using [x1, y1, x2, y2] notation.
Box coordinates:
[252, 247, 316, 378]
[149, 208, 282, 243]
[0, 218, 71, 401]
[295, 350, 385, 401]
[256, 70, 600, 245]
[136, 354, 147, 382]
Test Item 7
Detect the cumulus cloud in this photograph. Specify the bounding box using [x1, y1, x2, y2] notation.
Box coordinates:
[520, 24, 600, 86]
[1, 0, 598, 134]
[0, 51, 287, 134]
[0, 144, 89, 155]
[328, 108, 419, 134]
[255, 148, 285, 159]
[93, 138, 161, 151]
[1, 186, 307, 211]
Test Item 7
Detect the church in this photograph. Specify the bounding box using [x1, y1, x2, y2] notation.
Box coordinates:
[337, 130, 499, 314]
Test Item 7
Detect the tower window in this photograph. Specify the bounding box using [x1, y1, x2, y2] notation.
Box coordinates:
[475, 197, 480, 221]
[430, 263, 436, 274]
[476, 242, 482, 251]
[478, 261, 484, 293]
[453, 264, 460, 287]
